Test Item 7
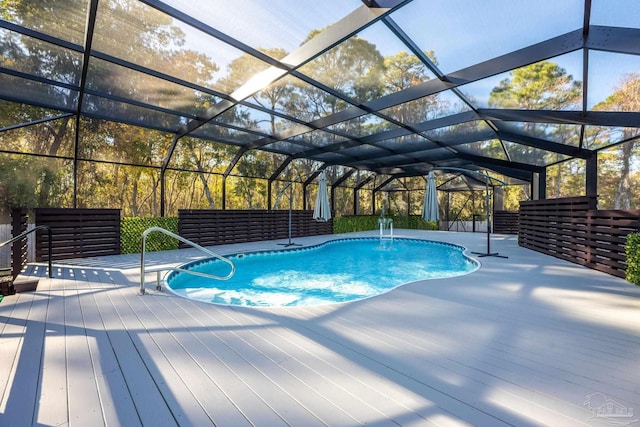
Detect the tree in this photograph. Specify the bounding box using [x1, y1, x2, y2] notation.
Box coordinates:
[592, 73, 640, 209]
[489, 61, 582, 110]
[0, 0, 221, 214]
[382, 50, 438, 124]
[489, 61, 582, 198]
[298, 30, 385, 136]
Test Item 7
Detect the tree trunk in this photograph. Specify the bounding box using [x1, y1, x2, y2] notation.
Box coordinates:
[131, 176, 139, 217]
[188, 144, 215, 208]
[614, 140, 633, 209]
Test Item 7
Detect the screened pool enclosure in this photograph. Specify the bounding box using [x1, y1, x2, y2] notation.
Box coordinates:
[1, 0, 639, 217]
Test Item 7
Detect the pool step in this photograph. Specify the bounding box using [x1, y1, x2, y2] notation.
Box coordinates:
[13, 275, 39, 293]
[1, 267, 40, 294]
[0, 267, 14, 295]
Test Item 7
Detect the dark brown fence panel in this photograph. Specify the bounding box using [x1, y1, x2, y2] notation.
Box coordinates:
[178, 210, 333, 247]
[35, 208, 121, 261]
[586, 209, 640, 277]
[518, 197, 640, 278]
[493, 211, 519, 234]
[11, 208, 28, 278]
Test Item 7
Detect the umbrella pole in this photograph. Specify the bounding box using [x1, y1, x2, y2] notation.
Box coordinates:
[471, 179, 508, 258]
[279, 183, 301, 247]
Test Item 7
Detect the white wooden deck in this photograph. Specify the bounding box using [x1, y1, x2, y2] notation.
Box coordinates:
[1, 230, 639, 426]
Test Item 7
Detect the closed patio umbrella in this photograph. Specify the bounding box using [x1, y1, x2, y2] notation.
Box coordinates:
[422, 171, 439, 222]
[313, 171, 331, 222]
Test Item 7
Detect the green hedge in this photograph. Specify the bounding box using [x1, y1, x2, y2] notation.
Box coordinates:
[121, 217, 179, 254]
[333, 215, 438, 234]
[626, 233, 640, 286]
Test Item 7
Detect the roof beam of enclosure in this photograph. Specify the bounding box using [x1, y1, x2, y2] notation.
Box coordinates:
[0, 20, 82, 52]
[476, 164, 532, 182]
[0, 113, 75, 133]
[158, 3, 400, 172]
[0, 66, 78, 94]
[303, 169, 325, 186]
[478, 109, 640, 128]
[586, 26, 640, 56]
[355, 174, 376, 191]
[434, 170, 488, 188]
[267, 157, 294, 210]
[456, 153, 544, 173]
[267, 28, 590, 145]
[321, 123, 590, 168]
[383, 15, 485, 121]
[328, 130, 496, 166]
[374, 176, 397, 193]
[73, 0, 99, 208]
[332, 169, 356, 188]
[268, 157, 294, 182]
[495, 130, 594, 159]
[300, 166, 326, 210]
[223, 147, 249, 178]
[330, 169, 356, 213]
[365, 29, 586, 113]
[295, 105, 640, 160]
[238, 61, 406, 156]
[90, 50, 230, 105]
[155, 2, 410, 163]
[580, 0, 592, 149]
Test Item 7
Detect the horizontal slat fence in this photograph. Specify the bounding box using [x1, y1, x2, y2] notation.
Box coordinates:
[35, 208, 121, 261]
[178, 209, 333, 247]
[11, 209, 29, 278]
[519, 197, 640, 278]
[493, 211, 519, 234]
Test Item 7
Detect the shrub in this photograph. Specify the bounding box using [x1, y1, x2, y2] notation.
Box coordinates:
[626, 233, 640, 286]
[121, 217, 179, 254]
[333, 215, 438, 234]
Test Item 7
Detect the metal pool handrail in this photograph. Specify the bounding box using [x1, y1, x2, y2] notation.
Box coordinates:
[0, 225, 53, 279]
[139, 227, 235, 295]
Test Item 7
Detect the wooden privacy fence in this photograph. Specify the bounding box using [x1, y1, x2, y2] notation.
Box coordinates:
[493, 211, 519, 234]
[178, 209, 333, 247]
[518, 197, 640, 278]
[31, 209, 331, 260]
[35, 208, 121, 261]
[10, 209, 29, 278]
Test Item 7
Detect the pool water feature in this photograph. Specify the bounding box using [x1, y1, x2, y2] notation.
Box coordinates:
[166, 238, 478, 307]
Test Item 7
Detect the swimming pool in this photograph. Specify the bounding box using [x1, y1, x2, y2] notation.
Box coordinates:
[166, 238, 478, 307]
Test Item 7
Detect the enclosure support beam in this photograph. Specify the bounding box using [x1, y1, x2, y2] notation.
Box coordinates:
[354, 175, 375, 215]
[586, 151, 598, 198]
[330, 170, 356, 215]
[73, 0, 99, 208]
[268, 157, 294, 210]
[222, 176, 227, 210]
[532, 169, 547, 200]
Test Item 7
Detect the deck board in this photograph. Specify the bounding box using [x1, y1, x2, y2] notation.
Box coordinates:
[1, 230, 639, 427]
[33, 277, 68, 427]
[151, 296, 299, 426]
[0, 291, 43, 426]
[311, 304, 591, 425]
[64, 267, 106, 426]
[0, 293, 27, 413]
[91, 268, 177, 426]
[127, 291, 251, 426]
[208, 305, 440, 426]
[158, 297, 328, 426]
[77, 267, 141, 427]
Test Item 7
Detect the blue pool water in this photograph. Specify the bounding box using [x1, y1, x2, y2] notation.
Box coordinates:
[166, 238, 478, 307]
